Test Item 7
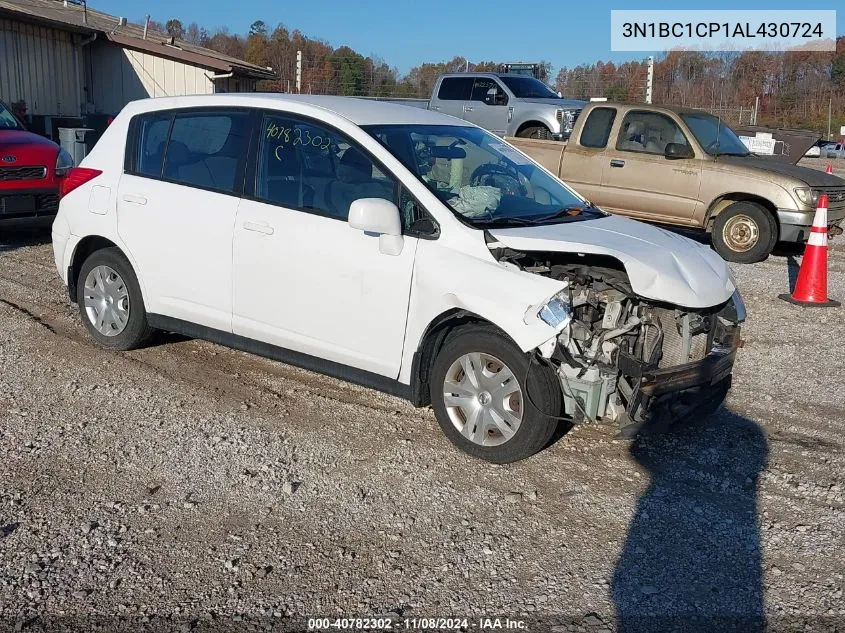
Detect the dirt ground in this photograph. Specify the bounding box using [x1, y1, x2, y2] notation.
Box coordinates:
[1, 202, 844, 631]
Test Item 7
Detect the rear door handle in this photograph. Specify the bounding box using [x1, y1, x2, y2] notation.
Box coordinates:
[122, 193, 147, 205]
[463, 105, 474, 112]
[429, 105, 440, 111]
[610, 159, 625, 168]
[243, 220, 274, 235]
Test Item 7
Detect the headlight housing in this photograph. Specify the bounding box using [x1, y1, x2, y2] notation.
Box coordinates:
[794, 187, 819, 207]
[556, 109, 576, 134]
[537, 287, 572, 329]
[55, 148, 74, 176]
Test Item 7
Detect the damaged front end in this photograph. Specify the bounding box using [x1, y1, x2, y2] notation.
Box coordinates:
[497, 244, 745, 436]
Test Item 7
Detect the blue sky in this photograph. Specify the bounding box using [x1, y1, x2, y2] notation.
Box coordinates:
[92, 0, 844, 74]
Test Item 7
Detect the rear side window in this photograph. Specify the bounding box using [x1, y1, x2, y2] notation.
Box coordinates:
[579, 107, 616, 149]
[136, 113, 171, 177]
[437, 77, 473, 101]
[162, 112, 251, 193]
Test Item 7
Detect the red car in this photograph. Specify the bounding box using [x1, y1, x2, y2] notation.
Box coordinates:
[0, 100, 72, 227]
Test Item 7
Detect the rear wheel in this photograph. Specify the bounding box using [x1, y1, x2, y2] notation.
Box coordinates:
[516, 125, 551, 140]
[711, 201, 777, 263]
[430, 328, 561, 463]
[76, 247, 154, 350]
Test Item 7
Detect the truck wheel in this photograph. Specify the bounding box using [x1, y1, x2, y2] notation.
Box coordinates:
[517, 125, 550, 140]
[711, 202, 777, 263]
[430, 327, 561, 463]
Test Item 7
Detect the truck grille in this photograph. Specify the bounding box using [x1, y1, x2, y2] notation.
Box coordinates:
[0, 166, 47, 181]
[819, 187, 845, 211]
[646, 307, 712, 369]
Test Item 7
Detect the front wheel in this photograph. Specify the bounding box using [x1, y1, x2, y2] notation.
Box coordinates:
[430, 328, 562, 463]
[516, 125, 551, 140]
[711, 201, 777, 263]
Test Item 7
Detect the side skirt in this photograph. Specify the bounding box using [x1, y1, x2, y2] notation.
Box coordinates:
[147, 314, 415, 403]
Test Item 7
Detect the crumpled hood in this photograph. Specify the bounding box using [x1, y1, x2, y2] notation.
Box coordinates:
[489, 215, 735, 308]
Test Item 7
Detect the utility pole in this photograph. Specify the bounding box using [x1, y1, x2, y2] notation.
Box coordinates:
[645, 56, 653, 104]
[296, 50, 302, 94]
[754, 96, 759, 126]
[828, 95, 833, 140]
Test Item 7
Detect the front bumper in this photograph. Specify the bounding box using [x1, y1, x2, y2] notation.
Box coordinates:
[0, 187, 60, 224]
[778, 207, 845, 242]
[640, 349, 736, 396]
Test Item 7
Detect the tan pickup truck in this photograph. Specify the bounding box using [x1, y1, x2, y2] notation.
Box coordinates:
[507, 102, 845, 262]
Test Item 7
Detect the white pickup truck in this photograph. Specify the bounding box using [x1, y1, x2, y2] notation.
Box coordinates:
[364, 73, 587, 141]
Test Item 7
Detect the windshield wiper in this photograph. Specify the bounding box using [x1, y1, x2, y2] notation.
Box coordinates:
[715, 151, 750, 157]
[531, 204, 595, 223]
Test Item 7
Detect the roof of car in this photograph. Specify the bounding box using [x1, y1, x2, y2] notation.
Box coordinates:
[126, 93, 467, 127]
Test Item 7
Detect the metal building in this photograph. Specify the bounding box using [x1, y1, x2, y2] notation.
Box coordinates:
[0, 0, 275, 136]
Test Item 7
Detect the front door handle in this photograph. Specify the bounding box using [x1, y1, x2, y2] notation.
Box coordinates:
[610, 159, 625, 168]
[243, 221, 274, 235]
[463, 105, 474, 112]
[122, 193, 147, 205]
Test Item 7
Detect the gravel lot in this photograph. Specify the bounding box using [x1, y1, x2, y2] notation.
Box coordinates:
[1, 199, 844, 631]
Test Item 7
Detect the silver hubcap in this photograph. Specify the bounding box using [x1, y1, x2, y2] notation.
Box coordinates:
[442, 352, 524, 447]
[722, 214, 760, 252]
[83, 265, 130, 336]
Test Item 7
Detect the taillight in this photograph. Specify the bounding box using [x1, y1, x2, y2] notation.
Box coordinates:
[59, 167, 102, 198]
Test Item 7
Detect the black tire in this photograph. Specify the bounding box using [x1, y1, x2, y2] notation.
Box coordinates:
[76, 247, 154, 350]
[430, 327, 562, 463]
[516, 125, 550, 140]
[711, 201, 777, 263]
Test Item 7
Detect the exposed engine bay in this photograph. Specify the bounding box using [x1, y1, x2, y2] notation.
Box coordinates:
[489, 239, 745, 433]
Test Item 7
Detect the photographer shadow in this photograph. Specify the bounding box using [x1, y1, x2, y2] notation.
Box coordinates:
[611, 408, 768, 633]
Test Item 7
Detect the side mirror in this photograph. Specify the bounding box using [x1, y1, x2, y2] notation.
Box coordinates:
[664, 142, 694, 159]
[348, 198, 404, 256]
[486, 87, 506, 106]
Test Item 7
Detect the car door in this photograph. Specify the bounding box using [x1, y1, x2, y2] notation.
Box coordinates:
[429, 76, 473, 121]
[232, 111, 418, 378]
[463, 77, 509, 135]
[599, 110, 701, 224]
[117, 108, 251, 331]
[559, 106, 617, 202]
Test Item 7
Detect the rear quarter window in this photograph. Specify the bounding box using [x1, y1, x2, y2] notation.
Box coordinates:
[579, 107, 617, 149]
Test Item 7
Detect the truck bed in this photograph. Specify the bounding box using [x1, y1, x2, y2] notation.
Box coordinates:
[505, 136, 567, 176]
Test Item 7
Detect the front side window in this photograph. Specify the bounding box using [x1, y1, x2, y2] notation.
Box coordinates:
[470, 78, 505, 104]
[0, 102, 22, 130]
[498, 76, 559, 99]
[256, 114, 395, 221]
[616, 111, 690, 156]
[365, 124, 603, 228]
[437, 77, 473, 101]
[161, 112, 250, 193]
[680, 112, 750, 157]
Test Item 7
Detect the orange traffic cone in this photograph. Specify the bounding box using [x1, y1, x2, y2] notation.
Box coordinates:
[779, 194, 840, 307]
[826, 164, 834, 175]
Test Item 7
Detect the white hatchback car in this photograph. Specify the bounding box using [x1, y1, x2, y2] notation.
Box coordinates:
[52, 94, 745, 463]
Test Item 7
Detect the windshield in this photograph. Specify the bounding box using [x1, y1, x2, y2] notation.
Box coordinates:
[364, 125, 602, 228]
[0, 102, 23, 130]
[681, 113, 750, 156]
[498, 76, 559, 99]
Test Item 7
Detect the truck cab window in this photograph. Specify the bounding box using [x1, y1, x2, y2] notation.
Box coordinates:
[579, 107, 616, 149]
[437, 77, 473, 101]
[616, 111, 689, 156]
